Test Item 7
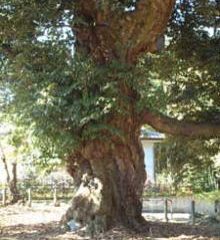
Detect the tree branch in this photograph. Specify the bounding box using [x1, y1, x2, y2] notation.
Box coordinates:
[140, 109, 220, 138]
[118, 0, 175, 63]
[0, 141, 11, 183]
[73, 0, 175, 63]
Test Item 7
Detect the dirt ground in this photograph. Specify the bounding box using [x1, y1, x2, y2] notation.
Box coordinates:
[0, 202, 220, 240]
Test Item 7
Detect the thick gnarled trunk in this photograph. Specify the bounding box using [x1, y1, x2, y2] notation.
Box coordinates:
[60, 0, 175, 233]
[62, 127, 146, 232]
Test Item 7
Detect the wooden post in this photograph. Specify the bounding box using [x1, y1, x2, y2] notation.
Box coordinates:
[170, 199, 173, 220]
[214, 200, 220, 221]
[62, 182, 64, 199]
[2, 188, 6, 206]
[53, 187, 57, 206]
[27, 188, 32, 207]
[164, 198, 168, 222]
[215, 200, 219, 214]
[191, 200, 195, 225]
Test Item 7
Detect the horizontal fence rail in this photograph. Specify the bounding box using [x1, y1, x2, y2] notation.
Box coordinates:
[0, 183, 75, 203]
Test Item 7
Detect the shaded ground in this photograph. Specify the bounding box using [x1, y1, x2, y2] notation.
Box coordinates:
[0, 202, 220, 240]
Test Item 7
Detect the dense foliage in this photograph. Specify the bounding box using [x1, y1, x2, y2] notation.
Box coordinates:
[0, 0, 219, 160]
[155, 137, 220, 193]
[152, 0, 220, 193]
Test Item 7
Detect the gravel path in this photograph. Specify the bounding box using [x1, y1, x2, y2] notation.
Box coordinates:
[0, 202, 220, 240]
[0, 202, 68, 227]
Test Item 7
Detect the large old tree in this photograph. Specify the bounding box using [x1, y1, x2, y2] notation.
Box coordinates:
[0, 0, 219, 232]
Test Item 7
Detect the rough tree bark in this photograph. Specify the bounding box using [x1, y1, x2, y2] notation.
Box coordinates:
[62, 119, 147, 232]
[73, 0, 175, 64]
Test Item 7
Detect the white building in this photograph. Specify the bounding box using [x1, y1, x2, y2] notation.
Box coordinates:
[141, 130, 165, 184]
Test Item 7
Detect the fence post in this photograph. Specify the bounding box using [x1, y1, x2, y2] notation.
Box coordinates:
[169, 199, 173, 220]
[27, 188, 32, 207]
[215, 200, 219, 214]
[2, 188, 6, 206]
[191, 200, 195, 225]
[62, 182, 65, 198]
[53, 187, 57, 206]
[164, 198, 168, 222]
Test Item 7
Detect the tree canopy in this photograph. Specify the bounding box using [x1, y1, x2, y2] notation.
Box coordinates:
[0, 0, 219, 158]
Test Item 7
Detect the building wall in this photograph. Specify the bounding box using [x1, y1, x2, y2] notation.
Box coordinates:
[142, 140, 155, 183]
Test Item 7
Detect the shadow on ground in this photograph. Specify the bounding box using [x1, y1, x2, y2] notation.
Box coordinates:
[0, 221, 220, 240]
[0, 222, 65, 240]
